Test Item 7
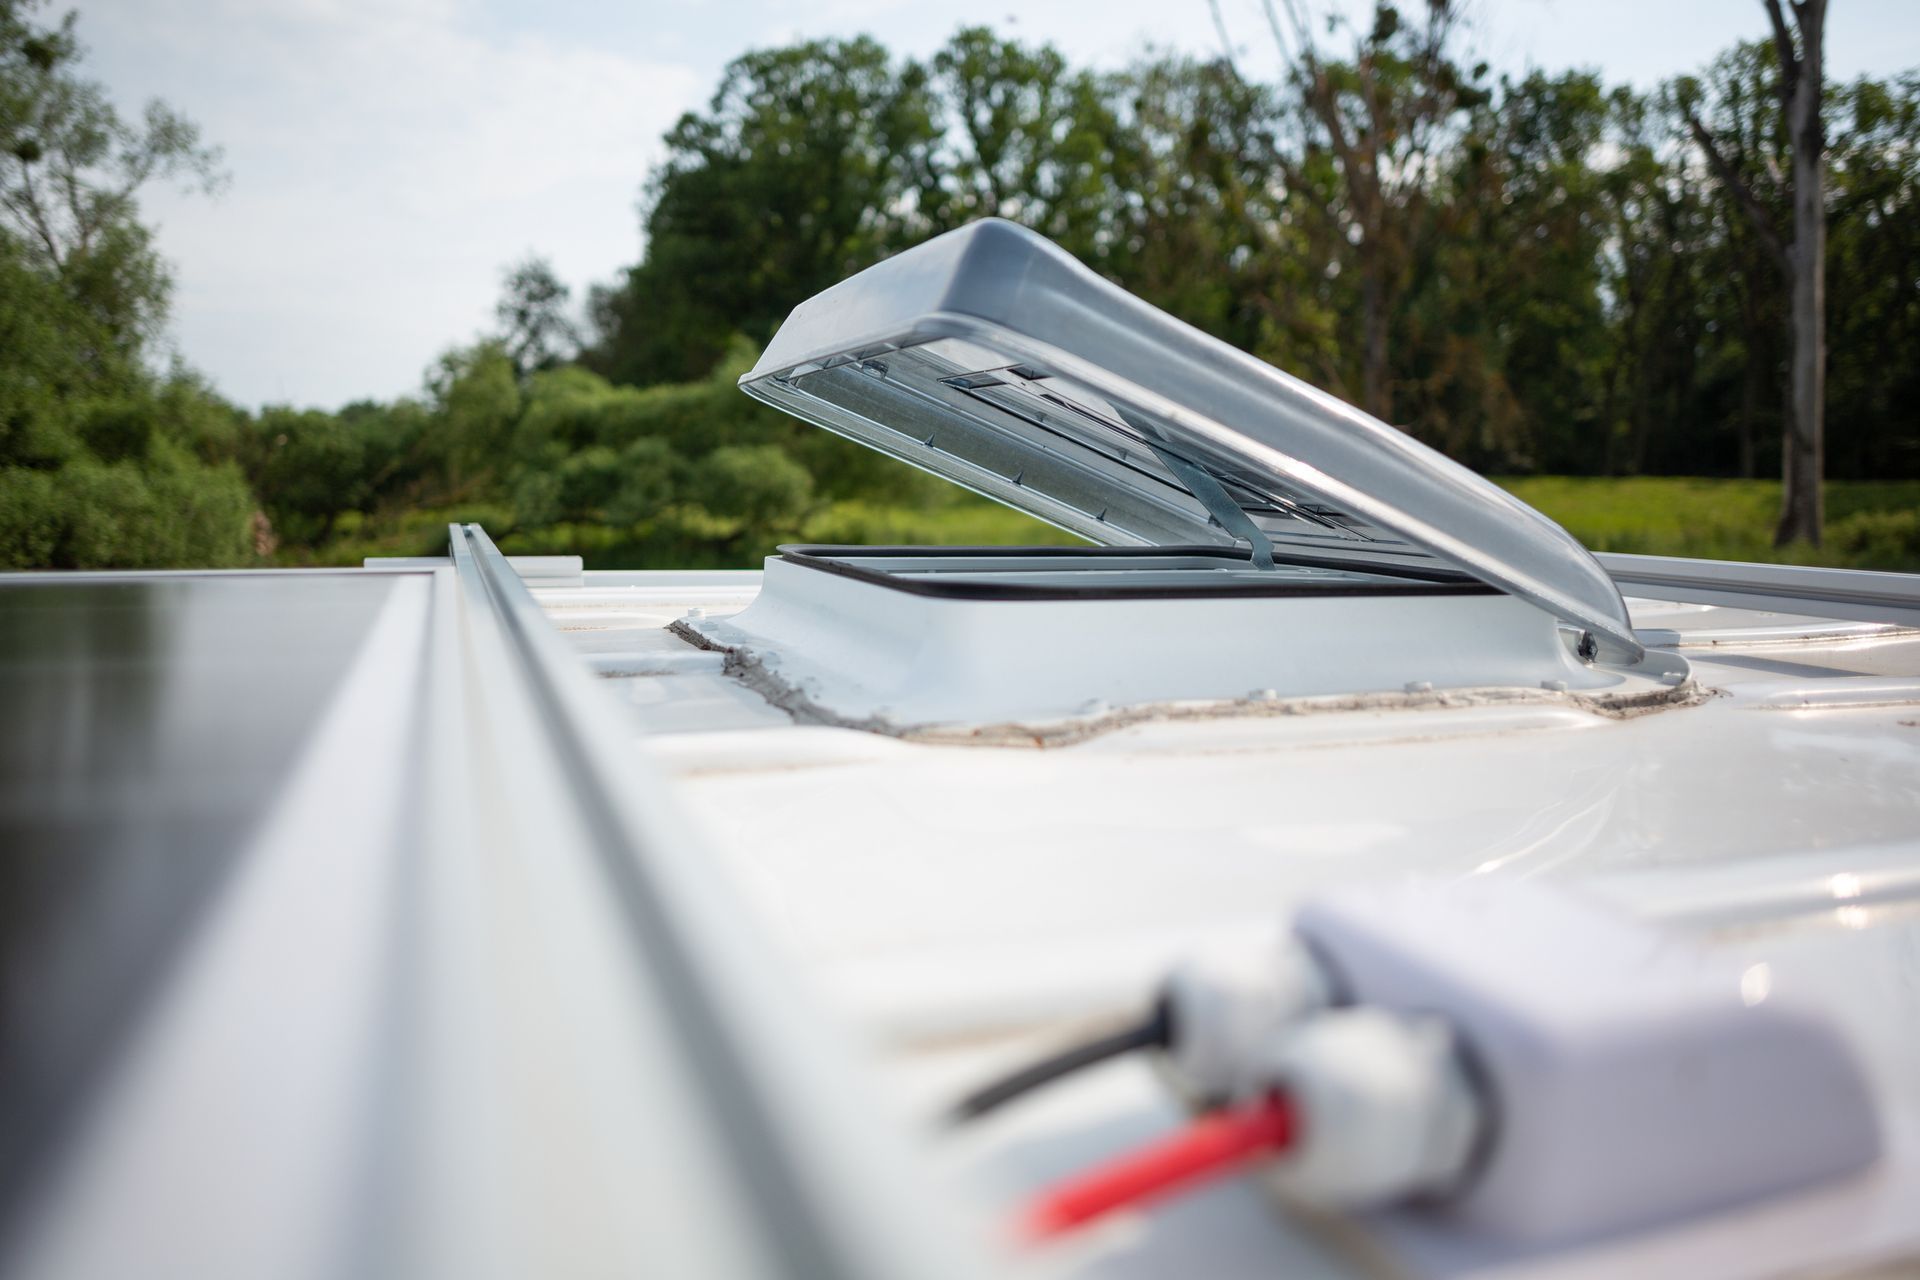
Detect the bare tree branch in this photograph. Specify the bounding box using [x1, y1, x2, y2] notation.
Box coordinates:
[1760, 149, 1787, 198]
[60, 162, 92, 257]
[0, 186, 58, 264]
[1266, 0, 1365, 193]
[1265, 0, 1316, 70]
[1799, 0, 1828, 53]
[1359, 52, 1387, 180]
[1310, 74, 1369, 207]
[1763, 0, 1799, 106]
[1796, 0, 1827, 115]
[12, 163, 67, 269]
[1206, 0, 1241, 77]
[1685, 108, 1790, 273]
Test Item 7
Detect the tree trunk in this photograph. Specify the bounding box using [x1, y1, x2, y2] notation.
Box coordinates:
[1776, 144, 1825, 543]
[1774, 0, 1826, 546]
[1737, 279, 1761, 479]
[1360, 259, 1390, 422]
[1738, 364, 1759, 480]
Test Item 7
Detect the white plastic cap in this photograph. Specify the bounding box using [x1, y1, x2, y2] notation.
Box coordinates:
[1261, 1008, 1482, 1208]
[1160, 936, 1332, 1101]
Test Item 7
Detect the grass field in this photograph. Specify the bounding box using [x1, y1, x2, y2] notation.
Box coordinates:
[1496, 478, 1920, 572]
[302, 477, 1920, 573]
[798, 478, 1920, 573]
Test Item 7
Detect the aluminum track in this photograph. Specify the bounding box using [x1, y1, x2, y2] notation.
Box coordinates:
[2, 528, 973, 1280]
[1601, 552, 1920, 630]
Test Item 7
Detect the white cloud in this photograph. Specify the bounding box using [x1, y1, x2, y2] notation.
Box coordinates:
[80, 0, 701, 407]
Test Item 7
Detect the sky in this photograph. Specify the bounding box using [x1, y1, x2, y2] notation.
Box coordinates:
[69, 0, 1920, 410]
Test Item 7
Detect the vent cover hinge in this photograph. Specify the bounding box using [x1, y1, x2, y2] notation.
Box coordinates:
[1148, 442, 1276, 571]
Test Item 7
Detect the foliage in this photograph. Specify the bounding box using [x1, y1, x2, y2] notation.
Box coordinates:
[579, 16, 1920, 498]
[1495, 477, 1920, 571]
[915, 27, 1137, 267]
[687, 444, 813, 532]
[495, 255, 580, 377]
[422, 340, 521, 496]
[584, 35, 938, 386]
[0, 0, 221, 357]
[0, 436, 253, 568]
[5, 3, 1920, 576]
[252, 407, 371, 544]
[0, 0, 247, 569]
[1121, 57, 1293, 356]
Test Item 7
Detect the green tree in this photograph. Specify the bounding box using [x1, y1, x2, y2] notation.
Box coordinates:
[915, 28, 1137, 271]
[585, 37, 937, 386]
[1824, 72, 1920, 479]
[0, 0, 222, 361]
[1264, 0, 1491, 422]
[688, 443, 813, 533]
[422, 341, 521, 497]
[253, 407, 369, 544]
[1681, 0, 1830, 545]
[1643, 50, 1779, 479]
[495, 254, 579, 378]
[1116, 56, 1293, 357]
[1406, 70, 1617, 471]
[0, 0, 248, 569]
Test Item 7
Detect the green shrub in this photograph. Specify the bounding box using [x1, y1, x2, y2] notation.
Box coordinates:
[0, 443, 255, 569]
[76, 398, 157, 464]
[1828, 509, 1920, 570]
[510, 466, 566, 529]
[605, 437, 680, 526]
[800, 497, 1077, 546]
[0, 468, 61, 567]
[254, 407, 370, 543]
[688, 444, 814, 532]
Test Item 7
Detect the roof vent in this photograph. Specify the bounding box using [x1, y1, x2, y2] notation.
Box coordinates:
[675, 544, 1689, 740]
[693, 220, 1690, 737]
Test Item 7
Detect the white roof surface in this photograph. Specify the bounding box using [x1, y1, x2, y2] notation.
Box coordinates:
[544, 566, 1920, 1279]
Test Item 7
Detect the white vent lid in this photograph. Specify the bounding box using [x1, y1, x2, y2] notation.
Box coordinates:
[740, 219, 1641, 663]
